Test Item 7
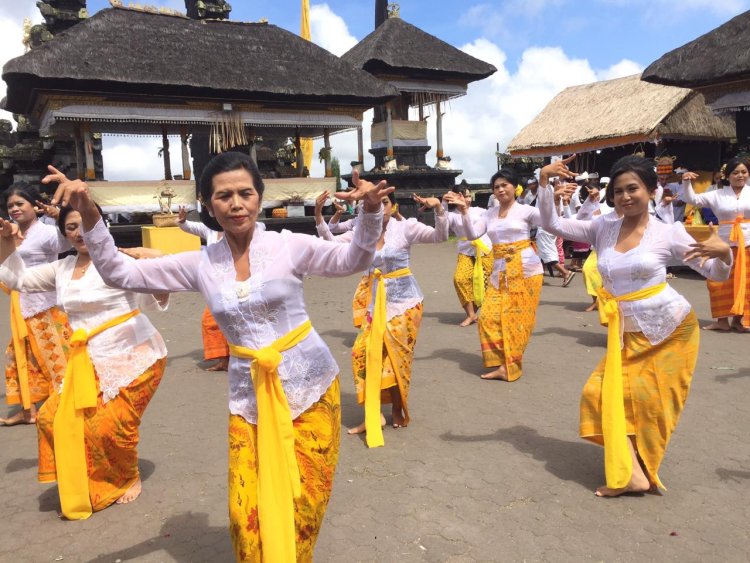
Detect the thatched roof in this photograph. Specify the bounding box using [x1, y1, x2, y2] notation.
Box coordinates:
[642, 10, 750, 88]
[507, 74, 734, 157]
[2, 6, 399, 114]
[341, 16, 496, 83]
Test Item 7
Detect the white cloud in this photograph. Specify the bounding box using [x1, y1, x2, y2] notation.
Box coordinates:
[596, 59, 644, 81]
[101, 135, 190, 181]
[598, 0, 748, 15]
[309, 3, 358, 56]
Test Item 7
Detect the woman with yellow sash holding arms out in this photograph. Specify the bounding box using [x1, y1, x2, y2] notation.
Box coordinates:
[459, 168, 545, 382]
[49, 152, 390, 561]
[0, 182, 72, 426]
[679, 157, 750, 332]
[318, 190, 447, 447]
[0, 189, 169, 516]
[537, 155, 732, 497]
[444, 185, 493, 327]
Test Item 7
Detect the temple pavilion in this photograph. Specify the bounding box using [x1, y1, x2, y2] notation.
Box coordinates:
[2, 1, 398, 232]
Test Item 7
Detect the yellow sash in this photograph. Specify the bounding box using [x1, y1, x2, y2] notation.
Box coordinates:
[492, 240, 532, 293]
[53, 308, 141, 520]
[365, 267, 412, 449]
[720, 216, 750, 316]
[2, 287, 31, 409]
[596, 283, 667, 489]
[459, 238, 491, 307]
[229, 319, 313, 563]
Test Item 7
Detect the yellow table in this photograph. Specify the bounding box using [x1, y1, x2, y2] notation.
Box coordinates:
[141, 226, 200, 254]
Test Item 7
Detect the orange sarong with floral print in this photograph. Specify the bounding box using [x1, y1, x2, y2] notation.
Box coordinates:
[5, 306, 71, 406]
[228, 378, 340, 562]
[201, 306, 229, 360]
[36, 357, 166, 512]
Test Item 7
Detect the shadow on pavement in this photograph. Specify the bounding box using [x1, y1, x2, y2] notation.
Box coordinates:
[317, 328, 357, 349]
[414, 347, 485, 374]
[5, 457, 37, 473]
[714, 368, 750, 384]
[421, 311, 467, 325]
[441, 424, 601, 489]
[716, 468, 750, 482]
[536, 326, 606, 348]
[87, 512, 231, 563]
[36, 459, 157, 513]
[539, 299, 590, 312]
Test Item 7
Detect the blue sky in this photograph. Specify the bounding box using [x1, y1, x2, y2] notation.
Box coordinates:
[2, 0, 748, 181]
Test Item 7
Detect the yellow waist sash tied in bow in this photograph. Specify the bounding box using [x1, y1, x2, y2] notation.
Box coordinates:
[2, 287, 31, 409]
[492, 240, 532, 294]
[365, 267, 412, 449]
[460, 238, 491, 306]
[720, 216, 750, 316]
[228, 320, 313, 563]
[595, 283, 667, 489]
[53, 308, 141, 520]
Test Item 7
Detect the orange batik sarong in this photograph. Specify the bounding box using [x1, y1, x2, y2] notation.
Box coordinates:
[36, 357, 166, 512]
[5, 306, 71, 406]
[352, 303, 423, 426]
[707, 246, 750, 328]
[453, 253, 493, 307]
[228, 378, 340, 562]
[352, 274, 371, 328]
[579, 311, 699, 489]
[201, 306, 229, 360]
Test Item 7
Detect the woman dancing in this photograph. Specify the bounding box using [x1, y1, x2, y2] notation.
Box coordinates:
[680, 157, 750, 332]
[538, 155, 732, 497]
[460, 168, 545, 382]
[1, 182, 71, 426]
[49, 152, 390, 560]
[0, 197, 168, 517]
[318, 190, 447, 447]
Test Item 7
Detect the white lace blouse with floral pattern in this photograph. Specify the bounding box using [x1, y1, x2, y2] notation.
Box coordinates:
[15, 220, 71, 318]
[82, 210, 383, 424]
[0, 252, 167, 403]
[537, 184, 732, 344]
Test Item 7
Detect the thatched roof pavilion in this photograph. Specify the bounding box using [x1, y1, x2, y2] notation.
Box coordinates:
[2, 4, 398, 182]
[507, 74, 734, 157]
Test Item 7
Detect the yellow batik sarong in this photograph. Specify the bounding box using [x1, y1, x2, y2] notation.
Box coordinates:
[228, 378, 340, 563]
[352, 274, 371, 328]
[352, 302, 423, 432]
[5, 305, 71, 407]
[582, 250, 602, 298]
[707, 245, 750, 328]
[478, 241, 542, 381]
[580, 310, 698, 490]
[37, 357, 166, 511]
[453, 253, 493, 308]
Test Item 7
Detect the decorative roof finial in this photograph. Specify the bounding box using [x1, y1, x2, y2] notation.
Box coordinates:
[387, 3, 400, 18]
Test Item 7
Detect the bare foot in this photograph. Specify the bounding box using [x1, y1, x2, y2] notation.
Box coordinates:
[459, 315, 477, 327]
[584, 301, 598, 312]
[116, 477, 142, 504]
[480, 366, 508, 381]
[731, 320, 750, 333]
[347, 414, 386, 435]
[0, 410, 35, 426]
[702, 321, 731, 332]
[392, 407, 407, 428]
[595, 474, 650, 497]
[205, 357, 229, 371]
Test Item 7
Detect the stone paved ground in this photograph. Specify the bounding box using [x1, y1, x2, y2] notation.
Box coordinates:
[1, 241, 749, 562]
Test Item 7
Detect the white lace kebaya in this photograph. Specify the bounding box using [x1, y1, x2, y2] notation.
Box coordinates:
[318, 213, 448, 320]
[681, 181, 750, 246]
[446, 206, 492, 257]
[537, 184, 732, 343]
[83, 209, 384, 423]
[15, 220, 72, 318]
[460, 203, 544, 288]
[0, 252, 167, 403]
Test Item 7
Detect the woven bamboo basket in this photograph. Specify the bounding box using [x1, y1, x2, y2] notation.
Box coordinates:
[152, 213, 179, 228]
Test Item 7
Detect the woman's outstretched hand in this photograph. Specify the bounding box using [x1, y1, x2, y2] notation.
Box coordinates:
[314, 191, 330, 225]
[42, 165, 101, 230]
[0, 218, 21, 241]
[443, 192, 467, 214]
[540, 154, 577, 187]
[684, 223, 732, 267]
[335, 169, 394, 213]
[413, 194, 444, 215]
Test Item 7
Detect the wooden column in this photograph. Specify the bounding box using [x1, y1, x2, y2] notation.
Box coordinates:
[82, 123, 95, 180]
[295, 127, 304, 177]
[418, 102, 424, 121]
[161, 125, 173, 181]
[73, 126, 85, 180]
[180, 127, 191, 181]
[435, 98, 444, 159]
[323, 127, 332, 177]
[386, 102, 394, 158]
[357, 126, 364, 163]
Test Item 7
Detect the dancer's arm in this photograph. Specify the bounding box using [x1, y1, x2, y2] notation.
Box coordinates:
[679, 173, 712, 207]
[408, 195, 448, 243]
[677, 223, 732, 280]
[537, 183, 597, 245]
